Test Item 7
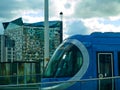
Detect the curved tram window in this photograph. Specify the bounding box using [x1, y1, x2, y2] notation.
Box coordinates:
[45, 43, 83, 78]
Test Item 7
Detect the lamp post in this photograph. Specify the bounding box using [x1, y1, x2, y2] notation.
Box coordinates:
[44, 0, 49, 67]
[60, 12, 63, 42]
[60, 12, 63, 21]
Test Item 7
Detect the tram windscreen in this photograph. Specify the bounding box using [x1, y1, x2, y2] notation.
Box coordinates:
[44, 42, 83, 78]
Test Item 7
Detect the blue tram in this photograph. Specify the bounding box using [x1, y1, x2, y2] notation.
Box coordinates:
[41, 32, 120, 90]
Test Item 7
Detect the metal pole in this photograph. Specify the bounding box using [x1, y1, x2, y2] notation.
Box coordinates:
[44, 0, 49, 67]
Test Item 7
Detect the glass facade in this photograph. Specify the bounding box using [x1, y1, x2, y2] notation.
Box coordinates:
[22, 27, 44, 61]
[0, 35, 15, 62]
[4, 18, 62, 62]
[0, 62, 41, 84]
[0, 18, 63, 84]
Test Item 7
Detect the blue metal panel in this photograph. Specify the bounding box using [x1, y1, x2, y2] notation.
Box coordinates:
[41, 32, 120, 90]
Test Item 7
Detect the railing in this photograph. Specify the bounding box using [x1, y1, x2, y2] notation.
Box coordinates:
[0, 76, 120, 90]
[0, 74, 41, 85]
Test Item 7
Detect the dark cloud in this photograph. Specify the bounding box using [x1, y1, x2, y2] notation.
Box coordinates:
[64, 3, 71, 9]
[1, 0, 120, 20]
[0, 0, 43, 20]
[64, 20, 88, 36]
[74, 0, 120, 18]
[1, 0, 120, 35]
[0, 0, 44, 34]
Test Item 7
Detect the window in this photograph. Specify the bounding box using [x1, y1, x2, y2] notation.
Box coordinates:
[44, 42, 83, 78]
[118, 52, 120, 75]
[97, 53, 114, 90]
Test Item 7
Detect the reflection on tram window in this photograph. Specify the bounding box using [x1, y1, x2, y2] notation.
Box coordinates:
[45, 43, 83, 78]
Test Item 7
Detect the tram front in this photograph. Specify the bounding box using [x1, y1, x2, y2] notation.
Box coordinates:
[42, 38, 89, 90]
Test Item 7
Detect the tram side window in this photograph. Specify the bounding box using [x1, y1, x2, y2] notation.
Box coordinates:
[44, 43, 83, 78]
[52, 44, 83, 77]
[118, 52, 120, 75]
[55, 49, 83, 77]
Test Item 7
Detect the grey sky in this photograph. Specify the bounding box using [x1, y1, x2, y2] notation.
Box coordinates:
[1, 0, 120, 20]
[74, 0, 120, 18]
[64, 20, 88, 36]
[0, 0, 120, 37]
[0, 0, 43, 20]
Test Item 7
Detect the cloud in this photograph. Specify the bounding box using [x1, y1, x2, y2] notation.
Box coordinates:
[51, 0, 76, 18]
[64, 3, 71, 9]
[0, 0, 43, 20]
[74, 0, 120, 18]
[1, 0, 120, 37]
[83, 18, 120, 33]
[1, 0, 120, 21]
[0, 0, 44, 34]
[64, 20, 88, 38]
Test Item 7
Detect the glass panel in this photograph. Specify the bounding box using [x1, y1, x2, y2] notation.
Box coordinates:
[0, 63, 11, 84]
[31, 63, 36, 83]
[0, 62, 41, 85]
[98, 53, 114, 90]
[18, 63, 24, 84]
[44, 43, 83, 78]
[35, 63, 41, 83]
[26, 63, 36, 83]
[11, 63, 17, 84]
[118, 52, 120, 75]
[99, 54, 112, 77]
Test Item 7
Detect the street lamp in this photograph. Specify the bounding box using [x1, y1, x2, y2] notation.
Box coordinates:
[44, 0, 49, 67]
[60, 12, 63, 21]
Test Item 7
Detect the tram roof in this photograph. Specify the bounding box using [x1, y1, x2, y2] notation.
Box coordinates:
[68, 32, 120, 45]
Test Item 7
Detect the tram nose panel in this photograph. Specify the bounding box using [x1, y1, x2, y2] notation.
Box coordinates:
[42, 39, 89, 90]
